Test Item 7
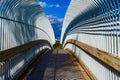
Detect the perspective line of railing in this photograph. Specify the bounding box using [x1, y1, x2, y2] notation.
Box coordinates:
[0, 39, 52, 80]
[64, 39, 120, 72]
[14, 48, 49, 80]
[0, 40, 51, 61]
[65, 48, 96, 80]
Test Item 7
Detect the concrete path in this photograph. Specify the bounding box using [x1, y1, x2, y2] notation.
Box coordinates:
[26, 50, 85, 80]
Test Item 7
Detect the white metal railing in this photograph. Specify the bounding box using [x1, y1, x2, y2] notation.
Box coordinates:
[0, 43, 50, 80]
[61, 0, 120, 79]
[0, 0, 55, 51]
[65, 43, 120, 80]
[0, 0, 55, 80]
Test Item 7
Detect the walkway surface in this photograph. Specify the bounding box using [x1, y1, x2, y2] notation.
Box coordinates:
[25, 50, 85, 80]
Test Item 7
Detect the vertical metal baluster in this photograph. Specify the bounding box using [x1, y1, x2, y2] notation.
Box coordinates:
[0, 63, 2, 80]
[8, 58, 11, 80]
[3, 62, 5, 80]
[1, 63, 4, 80]
[5, 61, 8, 80]
[11, 57, 14, 79]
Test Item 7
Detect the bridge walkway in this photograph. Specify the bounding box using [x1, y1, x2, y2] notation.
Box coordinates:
[21, 50, 90, 80]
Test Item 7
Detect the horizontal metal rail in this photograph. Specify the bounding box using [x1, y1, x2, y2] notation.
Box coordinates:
[64, 39, 120, 72]
[65, 48, 96, 80]
[0, 40, 52, 61]
[0, 39, 52, 80]
[14, 48, 49, 80]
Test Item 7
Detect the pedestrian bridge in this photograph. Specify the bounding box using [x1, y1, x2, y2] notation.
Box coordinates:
[0, 0, 120, 80]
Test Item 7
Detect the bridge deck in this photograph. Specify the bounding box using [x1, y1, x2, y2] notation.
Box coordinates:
[23, 50, 88, 80]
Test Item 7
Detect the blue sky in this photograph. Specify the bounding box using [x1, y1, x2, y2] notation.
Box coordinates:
[38, 0, 71, 39]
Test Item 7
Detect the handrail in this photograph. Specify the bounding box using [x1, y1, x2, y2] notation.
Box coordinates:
[0, 40, 52, 61]
[64, 39, 120, 72]
[14, 48, 49, 80]
[65, 48, 96, 80]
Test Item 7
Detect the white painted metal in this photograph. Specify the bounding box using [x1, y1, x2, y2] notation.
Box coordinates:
[62, 0, 120, 79]
[0, 0, 55, 80]
[0, 0, 55, 51]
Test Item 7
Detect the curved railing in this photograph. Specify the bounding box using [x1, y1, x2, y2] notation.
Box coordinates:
[61, 0, 120, 56]
[0, 1, 55, 80]
[61, 0, 120, 79]
[0, 16, 53, 46]
[64, 39, 120, 80]
[0, 40, 52, 80]
[0, 0, 55, 51]
[64, 39, 120, 72]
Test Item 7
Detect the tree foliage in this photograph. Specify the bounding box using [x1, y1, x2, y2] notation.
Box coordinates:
[53, 40, 63, 50]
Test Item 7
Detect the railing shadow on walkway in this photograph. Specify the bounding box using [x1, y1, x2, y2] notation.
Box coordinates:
[23, 50, 83, 80]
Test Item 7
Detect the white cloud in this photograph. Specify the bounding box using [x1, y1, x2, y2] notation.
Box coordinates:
[58, 18, 64, 22]
[47, 15, 63, 24]
[39, 1, 60, 8]
[39, 2, 47, 8]
[49, 4, 60, 8]
[47, 15, 63, 39]
[56, 4, 60, 8]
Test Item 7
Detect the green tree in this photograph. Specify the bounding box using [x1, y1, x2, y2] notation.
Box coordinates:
[53, 40, 63, 50]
